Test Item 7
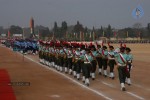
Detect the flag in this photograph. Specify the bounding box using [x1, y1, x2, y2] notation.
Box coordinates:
[93, 31, 95, 41]
[138, 32, 141, 37]
[80, 31, 84, 41]
[86, 32, 87, 37]
[126, 31, 128, 37]
[103, 31, 105, 37]
[89, 32, 92, 38]
[114, 31, 116, 37]
[83, 32, 84, 41]
[76, 33, 78, 38]
[66, 31, 68, 38]
[102, 40, 104, 47]
[8, 30, 10, 38]
[80, 31, 82, 41]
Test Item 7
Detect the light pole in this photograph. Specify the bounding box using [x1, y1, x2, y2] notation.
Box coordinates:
[22, 27, 24, 39]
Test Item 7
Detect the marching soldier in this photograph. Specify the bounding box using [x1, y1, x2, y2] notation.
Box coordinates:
[83, 48, 93, 86]
[41, 41, 46, 64]
[39, 41, 43, 63]
[125, 47, 133, 85]
[59, 46, 65, 72]
[54, 44, 60, 70]
[115, 47, 128, 91]
[63, 45, 68, 73]
[79, 45, 86, 80]
[66, 46, 73, 74]
[96, 45, 103, 75]
[75, 46, 83, 80]
[108, 46, 116, 79]
[73, 47, 80, 78]
[90, 45, 97, 80]
[102, 46, 108, 77]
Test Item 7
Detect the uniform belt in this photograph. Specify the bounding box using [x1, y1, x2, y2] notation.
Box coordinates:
[84, 62, 90, 64]
[108, 58, 115, 60]
[128, 60, 132, 63]
[118, 63, 126, 66]
[68, 56, 73, 58]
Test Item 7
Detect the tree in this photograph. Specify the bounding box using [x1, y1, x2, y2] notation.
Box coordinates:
[53, 22, 59, 38]
[0, 26, 4, 35]
[147, 23, 150, 38]
[106, 24, 112, 39]
[133, 23, 143, 39]
[97, 26, 103, 37]
[61, 21, 68, 38]
[9, 25, 23, 37]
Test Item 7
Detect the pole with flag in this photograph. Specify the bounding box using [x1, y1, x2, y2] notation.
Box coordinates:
[80, 31, 81, 41]
[114, 31, 116, 38]
[103, 31, 105, 37]
[126, 31, 128, 38]
[30, 17, 35, 38]
[76, 32, 78, 39]
[7, 29, 10, 38]
[89, 32, 92, 41]
[93, 31, 95, 41]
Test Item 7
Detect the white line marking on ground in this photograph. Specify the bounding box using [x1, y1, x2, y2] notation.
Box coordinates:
[96, 80, 116, 88]
[133, 84, 150, 91]
[96, 79, 145, 100]
[126, 92, 145, 100]
[50, 95, 60, 98]
[133, 84, 143, 88]
[24, 56, 113, 100]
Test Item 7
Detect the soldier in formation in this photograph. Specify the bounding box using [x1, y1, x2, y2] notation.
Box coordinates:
[38, 40, 133, 91]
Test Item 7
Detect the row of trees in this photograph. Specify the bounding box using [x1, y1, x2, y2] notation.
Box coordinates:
[0, 21, 150, 40]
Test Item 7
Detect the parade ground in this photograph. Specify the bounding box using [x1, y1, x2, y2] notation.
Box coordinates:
[0, 44, 150, 100]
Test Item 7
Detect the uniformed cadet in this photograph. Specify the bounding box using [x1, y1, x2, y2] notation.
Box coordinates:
[32, 41, 37, 54]
[79, 45, 86, 80]
[115, 47, 128, 91]
[63, 46, 70, 74]
[108, 46, 116, 79]
[67, 46, 74, 74]
[39, 41, 43, 63]
[101, 46, 108, 77]
[41, 42, 46, 64]
[54, 44, 60, 70]
[96, 45, 103, 75]
[125, 47, 133, 85]
[83, 48, 93, 86]
[47, 41, 54, 67]
[63, 45, 69, 73]
[50, 44, 55, 67]
[75, 47, 83, 80]
[73, 47, 80, 78]
[58, 46, 65, 72]
[45, 43, 49, 66]
[90, 45, 97, 80]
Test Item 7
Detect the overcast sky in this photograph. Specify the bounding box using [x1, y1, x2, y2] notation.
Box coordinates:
[0, 0, 150, 29]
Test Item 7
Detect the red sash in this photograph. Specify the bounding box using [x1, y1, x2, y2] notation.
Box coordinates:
[119, 53, 128, 72]
[68, 50, 72, 56]
[85, 55, 90, 63]
[119, 53, 126, 64]
[90, 51, 95, 57]
[102, 50, 104, 55]
[108, 52, 112, 57]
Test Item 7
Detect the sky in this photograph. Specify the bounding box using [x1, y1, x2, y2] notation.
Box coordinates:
[0, 0, 150, 29]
